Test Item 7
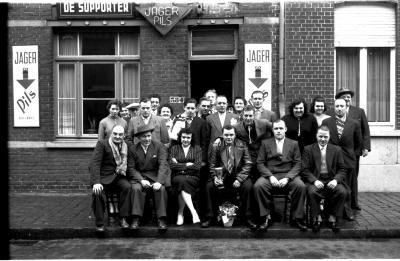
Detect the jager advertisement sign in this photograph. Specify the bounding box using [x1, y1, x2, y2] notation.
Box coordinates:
[57, 2, 134, 19]
[136, 3, 192, 35]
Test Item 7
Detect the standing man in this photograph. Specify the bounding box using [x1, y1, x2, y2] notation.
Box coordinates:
[150, 93, 161, 116]
[128, 124, 170, 230]
[322, 98, 362, 221]
[120, 102, 131, 124]
[127, 98, 169, 146]
[197, 97, 212, 120]
[250, 90, 277, 126]
[334, 87, 370, 211]
[202, 125, 255, 229]
[254, 120, 307, 232]
[204, 89, 217, 114]
[90, 125, 134, 232]
[301, 125, 348, 233]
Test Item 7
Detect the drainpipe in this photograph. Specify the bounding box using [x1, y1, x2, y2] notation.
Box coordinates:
[278, 0, 286, 117]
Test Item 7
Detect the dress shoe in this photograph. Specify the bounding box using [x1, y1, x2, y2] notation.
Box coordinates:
[259, 218, 270, 231]
[343, 215, 355, 221]
[312, 221, 321, 233]
[290, 219, 308, 232]
[120, 218, 129, 229]
[158, 218, 168, 230]
[130, 217, 140, 230]
[246, 219, 258, 230]
[329, 222, 340, 233]
[176, 213, 184, 226]
[96, 225, 105, 232]
[201, 219, 211, 228]
[192, 213, 200, 224]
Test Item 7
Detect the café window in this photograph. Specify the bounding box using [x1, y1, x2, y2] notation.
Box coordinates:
[55, 30, 140, 137]
[335, 3, 395, 129]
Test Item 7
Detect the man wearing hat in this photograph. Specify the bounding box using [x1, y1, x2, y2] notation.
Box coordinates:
[127, 124, 170, 230]
[126, 102, 140, 118]
[333, 87, 370, 211]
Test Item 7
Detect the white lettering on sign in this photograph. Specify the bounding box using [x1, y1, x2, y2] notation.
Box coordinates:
[246, 50, 270, 63]
[143, 6, 179, 26]
[169, 97, 185, 104]
[61, 2, 129, 14]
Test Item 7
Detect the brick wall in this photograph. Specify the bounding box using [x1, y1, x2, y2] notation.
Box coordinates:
[396, 2, 399, 129]
[284, 1, 335, 113]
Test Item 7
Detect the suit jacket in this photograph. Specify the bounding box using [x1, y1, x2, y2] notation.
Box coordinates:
[348, 106, 371, 153]
[126, 114, 169, 145]
[301, 143, 347, 184]
[89, 139, 122, 186]
[257, 137, 301, 180]
[206, 112, 239, 144]
[235, 119, 272, 162]
[127, 140, 170, 186]
[256, 108, 277, 122]
[209, 139, 252, 183]
[322, 116, 362, 169]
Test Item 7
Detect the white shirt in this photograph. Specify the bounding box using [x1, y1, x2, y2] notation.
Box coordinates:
[318, 144, 328, 173]
[275, 138, 285, 154]
[141, 144, 149, 154]
[218, 112, 226, 127]
[141, 115, 150, 125]
[182, 145, 190, 158]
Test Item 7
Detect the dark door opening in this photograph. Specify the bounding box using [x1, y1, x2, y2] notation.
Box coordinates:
[190, 60, 235, 104]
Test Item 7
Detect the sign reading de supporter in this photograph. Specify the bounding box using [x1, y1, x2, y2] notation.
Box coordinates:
[13, 45, 39, 127]
[244, 44, 272, 110]
[57, 2, 134, 18]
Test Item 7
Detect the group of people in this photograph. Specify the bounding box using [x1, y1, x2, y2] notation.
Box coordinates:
[90, 87, 370, 234]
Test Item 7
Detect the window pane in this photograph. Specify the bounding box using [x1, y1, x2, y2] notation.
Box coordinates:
[367, 48, 390, 122]
[122, 63, 139, 99]
[59, 64, 75, 98]
[120, 33, 139, 55]
[83, 64, 115, 98]
[59, 100, 76, 135]
[82, 33, 115, 55]
[59, 33, 77, 56]
[83, 100, 109, 135]
[192, 29, 235, 55]
[336, 48, 359, 107]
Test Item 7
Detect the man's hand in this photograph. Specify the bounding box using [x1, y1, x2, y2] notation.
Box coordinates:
[314, 180, 324, 190]
[152, 182, 162, 191]
[233, 180, 241, 188]
[269, 176, 280, 187]
[214, 176, 223, 187]
[186, 162, 194, 167]
[327, 179, 337, 189]
[201, 161, 207, 167]
[213, 138, 222, 147]
[92, 183, 103, 195]
[171, 158, 178, 164]
[362, 149, 369, 157]
[141, 179, 152, 189]
[278, 178, 289, 188]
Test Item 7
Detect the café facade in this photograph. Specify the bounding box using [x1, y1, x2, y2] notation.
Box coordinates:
[7, 1, 400, 192]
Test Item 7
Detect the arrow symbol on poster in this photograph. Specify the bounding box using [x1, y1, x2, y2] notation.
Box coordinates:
[17, 68, 35, 89]
[249, 66, 267, 88]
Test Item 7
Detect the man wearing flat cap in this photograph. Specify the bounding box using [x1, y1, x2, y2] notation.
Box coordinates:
[332, 88, 370, 211]
[128, 124, 170, 230]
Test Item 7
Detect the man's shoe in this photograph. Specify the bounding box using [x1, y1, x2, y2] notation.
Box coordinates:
[96, 225, 105, 232]
[329, 222, 340, 233]
[353, 206, 362, 211]
[121, 218, 129, 229]
[201, 219, 211, 228]
[312, 221, 321, 233]
[259, 218, 270, 232]
[291, 219, 308, 232]
[246, 219, 258, 230]
[130, 217, 140, 230]
[158, 218, 168, 230]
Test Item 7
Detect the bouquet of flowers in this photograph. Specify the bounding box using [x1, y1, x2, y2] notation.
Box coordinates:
[218, 201, 239, 227]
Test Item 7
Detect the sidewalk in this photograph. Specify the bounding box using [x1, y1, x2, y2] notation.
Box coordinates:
[9, 192, 400, 240]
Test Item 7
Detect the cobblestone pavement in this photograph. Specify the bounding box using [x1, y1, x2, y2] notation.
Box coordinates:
[10, 238, 400, 259]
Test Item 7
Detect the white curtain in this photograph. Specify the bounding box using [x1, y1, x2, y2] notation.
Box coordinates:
[336, 48, 359, 107]
[59, 33, 78, 56]
[119, 33, 138, 55]
[58, 64, 76, 135]
[122, 63, 139, 99]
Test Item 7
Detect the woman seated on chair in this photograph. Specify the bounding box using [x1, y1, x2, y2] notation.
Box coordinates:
[169, 128, 202, 225]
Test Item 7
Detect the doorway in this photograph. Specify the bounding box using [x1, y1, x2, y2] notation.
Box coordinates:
[190, 60, 236, 104]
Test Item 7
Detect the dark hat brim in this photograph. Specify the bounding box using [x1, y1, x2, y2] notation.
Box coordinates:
[134, 127, 154, 137]
[335, 90, 354, 99]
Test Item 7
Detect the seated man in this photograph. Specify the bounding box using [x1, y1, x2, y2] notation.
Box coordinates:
[301, 125, 348, 233]
[254, 120, 307, 232]
[202, 125, 256, 229]
[128, 124, 170, 230]
[90, 125, 134, 232]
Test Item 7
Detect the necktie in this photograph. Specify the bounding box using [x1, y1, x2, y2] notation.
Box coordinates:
[186, 117, 192, 128]
[320, 146, 328, 173]
[248, 125, 253, 144]
[297, 118, 301, 137]
[227, 146, 234, 173]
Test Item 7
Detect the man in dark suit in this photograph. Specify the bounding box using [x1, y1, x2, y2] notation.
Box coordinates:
[322, 98, 362, 221]
[250, 90, 277, 128]
[90, 125, 134, 232]
[206, 95, 239, 149]
[335, 87, 371, 211]
[254, 120, 307, 232]
[201, 125, 255, 229]
[126, 98, 169, 146]
[128, 124, 170, 230]
[197, 97, 212, 120]
[301, 125, 348, 233]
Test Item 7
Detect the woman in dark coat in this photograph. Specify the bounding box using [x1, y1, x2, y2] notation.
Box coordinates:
[169, 128, 202, 225]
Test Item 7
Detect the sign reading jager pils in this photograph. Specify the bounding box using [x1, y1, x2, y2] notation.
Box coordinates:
[57, 2, 134, 19]
[13, 45, 40, 127]
[136, 3, 192, 36]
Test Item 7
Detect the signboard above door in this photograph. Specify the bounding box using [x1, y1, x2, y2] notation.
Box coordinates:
[56, 2, 134, 19]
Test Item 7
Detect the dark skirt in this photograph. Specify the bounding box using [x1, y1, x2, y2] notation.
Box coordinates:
[171, 174, 200, 197]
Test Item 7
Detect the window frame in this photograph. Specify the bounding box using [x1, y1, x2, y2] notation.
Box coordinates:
[54, 30, 140, 138]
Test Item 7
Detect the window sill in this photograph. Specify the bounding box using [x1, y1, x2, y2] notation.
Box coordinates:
[45, 139, 97, 148]
[370, 129, 400, 137]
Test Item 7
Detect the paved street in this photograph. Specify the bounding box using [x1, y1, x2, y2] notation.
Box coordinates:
[10, 238, 400, 259]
